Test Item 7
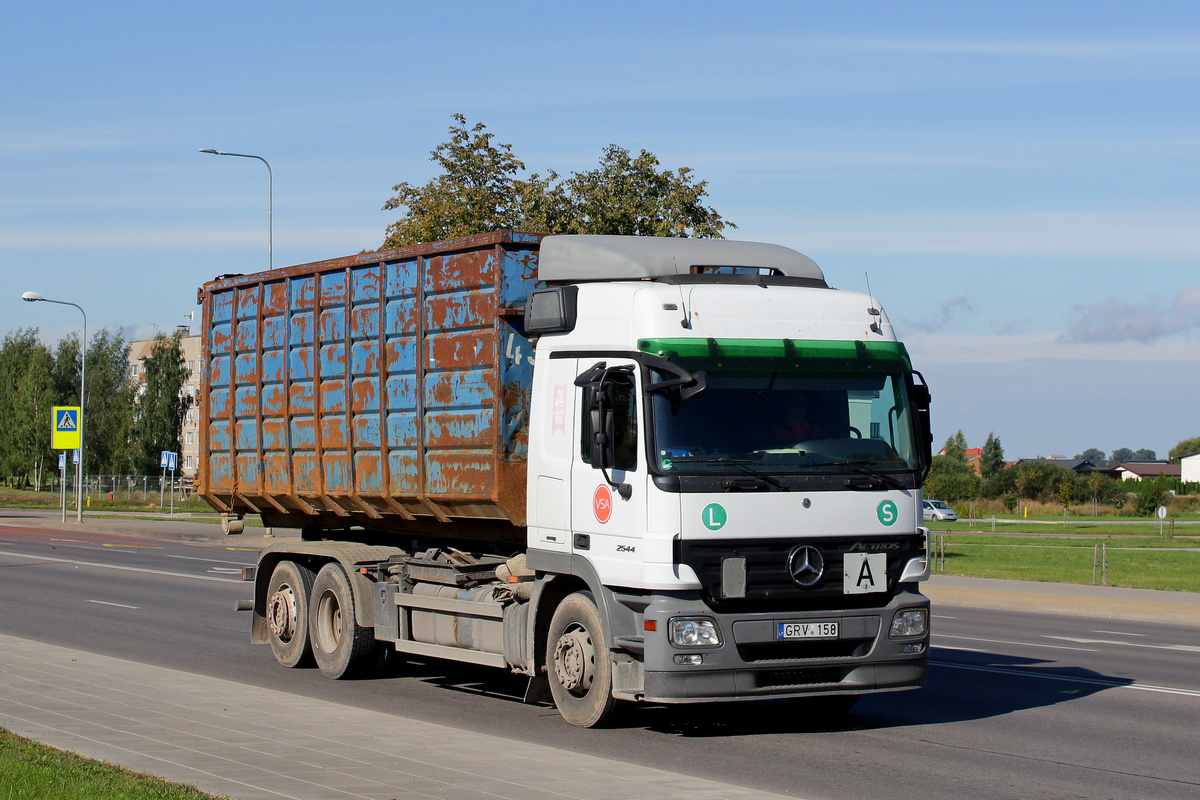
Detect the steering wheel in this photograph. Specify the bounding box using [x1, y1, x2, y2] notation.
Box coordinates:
[823, 425, 862, 439]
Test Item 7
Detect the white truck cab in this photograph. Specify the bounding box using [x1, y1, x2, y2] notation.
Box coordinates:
[522, 236, 932, 719]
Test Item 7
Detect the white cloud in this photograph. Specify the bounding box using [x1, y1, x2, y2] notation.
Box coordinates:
[0, 224, 381, 251]
[776, 211, 1200, 256]
[906, 330, 1200, 366]
[1062, 285, 1200, 343]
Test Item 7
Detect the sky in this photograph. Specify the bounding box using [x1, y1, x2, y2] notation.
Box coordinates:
[2, 0, 1198, 461]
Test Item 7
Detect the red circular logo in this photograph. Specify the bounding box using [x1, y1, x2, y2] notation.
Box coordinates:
[593, 485, 613, 524]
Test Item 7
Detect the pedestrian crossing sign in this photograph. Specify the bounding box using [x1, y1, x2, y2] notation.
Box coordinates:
[52, 406, 81, 450]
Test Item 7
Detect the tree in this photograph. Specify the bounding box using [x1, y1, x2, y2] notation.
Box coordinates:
[546, 145, 732, 238]
[1132, 448, 1157, 461]
[1169, 436, 1200, 462]
[923, 455, 980, 502]
[382, 115, 552, 248]
[1074, 447, 1107, 467]
[941, 430, 968, 462]
[1134, 478, 1168, 516]
[382, 115, 735, 248]
[0, 329, 55, 487]
[1058, 475, 1075, 509]
[1013, 460, 1073, 502]
[1109, 447, 1135, 466]
[132, 332, 191, 474]
[81, 329, 137, 476]
[981, 464, 1017, 499]
[980, 432, 1005, 478]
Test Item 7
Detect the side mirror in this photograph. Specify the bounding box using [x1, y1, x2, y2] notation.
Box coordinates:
[585, 381, 617, 469]
[910, 376, 933, 471]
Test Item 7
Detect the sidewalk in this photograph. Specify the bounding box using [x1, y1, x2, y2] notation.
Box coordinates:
[0, 634, 791, 800]
[924, 573, 1200, 626]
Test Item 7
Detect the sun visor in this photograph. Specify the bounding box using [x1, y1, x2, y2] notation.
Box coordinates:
[537, 235, 825, 283]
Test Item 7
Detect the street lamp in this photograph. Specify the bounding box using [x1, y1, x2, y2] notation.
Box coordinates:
[199, 148, 273, 270]
[22, 291, 86, 523]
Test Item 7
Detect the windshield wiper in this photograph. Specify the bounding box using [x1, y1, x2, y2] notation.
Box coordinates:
[787, 459, 907, 489]
[668, 457, 788, 491]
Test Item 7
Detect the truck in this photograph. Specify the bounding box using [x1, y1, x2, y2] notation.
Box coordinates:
[197, 230, 934, 727]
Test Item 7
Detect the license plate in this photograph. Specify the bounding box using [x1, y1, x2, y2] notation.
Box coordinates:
[778, 622, 839, 640]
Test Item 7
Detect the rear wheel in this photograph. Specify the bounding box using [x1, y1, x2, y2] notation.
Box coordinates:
[546, 592, 618, 727]
[309, 563, 376, 679]
[266, 560, 316, 668]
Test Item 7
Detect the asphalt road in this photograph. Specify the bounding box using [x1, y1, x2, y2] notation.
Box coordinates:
[2, 519, 1198, 800]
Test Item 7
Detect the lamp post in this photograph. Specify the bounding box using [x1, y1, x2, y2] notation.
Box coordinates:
[21, 292, 86, 523]
[199, 149, 273, 270]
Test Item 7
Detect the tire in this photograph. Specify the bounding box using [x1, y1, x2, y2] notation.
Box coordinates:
[309, 562, 376, 679]
[787, 694, 859, 715]
[265, 560, 316, 668]
[546, 592, 618, 728]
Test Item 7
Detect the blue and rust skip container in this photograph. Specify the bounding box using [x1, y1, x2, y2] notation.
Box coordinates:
[196, 231, 544, 538]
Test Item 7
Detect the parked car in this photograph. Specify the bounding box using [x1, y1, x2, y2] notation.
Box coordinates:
[923, 499, 958, 521]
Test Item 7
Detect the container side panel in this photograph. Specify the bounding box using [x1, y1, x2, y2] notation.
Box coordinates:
[206, 287, 235, 492]
[233, 283, 263, 492]
[200, 233, 545, 527]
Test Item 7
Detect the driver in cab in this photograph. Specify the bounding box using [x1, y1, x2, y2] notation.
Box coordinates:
[770, 391, 822, 445]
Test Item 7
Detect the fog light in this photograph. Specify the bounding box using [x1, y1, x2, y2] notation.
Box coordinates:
[674, 654, 704, 665]
[890, 609, 927, 638]
[902, 643, 926, 654]
[669, 617, 721, 647]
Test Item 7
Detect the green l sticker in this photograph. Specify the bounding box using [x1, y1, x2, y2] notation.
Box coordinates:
[877, 500, 898, 527]
[702, 503, 727, 531]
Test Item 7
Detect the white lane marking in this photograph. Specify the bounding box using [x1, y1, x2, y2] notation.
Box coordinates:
[165, 553, 254, 566]
[934, 660, 1200, 698]
[208, 567, 244, 574]
[86, 599, 140, 610]
[933, 614, 957, 620]
[1044, 636, 1200, 654]
[934, 634, 1097, 652]
[1093, 630, 1146, 637]
[0, 549, 240, 583]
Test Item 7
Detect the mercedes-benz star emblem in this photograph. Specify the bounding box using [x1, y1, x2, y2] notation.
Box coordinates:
[787, 544, 825, 588]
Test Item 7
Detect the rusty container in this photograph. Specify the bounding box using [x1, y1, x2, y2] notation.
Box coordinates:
[196, 231, 544, 538]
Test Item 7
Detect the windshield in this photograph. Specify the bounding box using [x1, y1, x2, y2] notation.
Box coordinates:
[649, 353, 921, 477]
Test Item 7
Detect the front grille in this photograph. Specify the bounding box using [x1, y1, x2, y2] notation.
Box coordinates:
[677, 535, 920, 612]
[738, 639, 873, 662]
[757, 667, 843, 688]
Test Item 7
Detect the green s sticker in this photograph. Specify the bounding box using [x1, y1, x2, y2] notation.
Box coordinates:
[877, 500, 898, 527]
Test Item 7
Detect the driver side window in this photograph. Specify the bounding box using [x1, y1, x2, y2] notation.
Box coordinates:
[580, 370, 638, 470]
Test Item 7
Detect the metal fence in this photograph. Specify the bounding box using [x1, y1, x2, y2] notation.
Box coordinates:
[45, 474, 197, 505]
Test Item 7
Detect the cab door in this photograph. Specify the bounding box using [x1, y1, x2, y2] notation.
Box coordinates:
[569, 360, 647, 587]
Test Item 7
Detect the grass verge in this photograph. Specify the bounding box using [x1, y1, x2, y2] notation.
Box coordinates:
[0, 728, 228, 800]
[930, 533, 1200, 592]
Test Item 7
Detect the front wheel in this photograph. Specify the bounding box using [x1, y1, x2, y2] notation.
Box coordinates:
[309, 563, 376, 679]
[546, 592, 618, 727]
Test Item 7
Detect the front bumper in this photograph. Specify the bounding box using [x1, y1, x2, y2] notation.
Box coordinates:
[635, 587, 929, 703]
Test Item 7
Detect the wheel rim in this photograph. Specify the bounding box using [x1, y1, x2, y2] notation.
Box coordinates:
[554, 623, 595, 696]
[315, 590, 342, 655]
[267, 584, 297, 643]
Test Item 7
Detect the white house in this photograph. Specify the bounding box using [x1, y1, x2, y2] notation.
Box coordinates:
[1114, 461, 1182, 482]
[1183, 453, 1200, 484]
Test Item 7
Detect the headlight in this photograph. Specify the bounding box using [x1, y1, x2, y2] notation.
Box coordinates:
[890, 609, 927, 638]
[669, 617, 721, 647]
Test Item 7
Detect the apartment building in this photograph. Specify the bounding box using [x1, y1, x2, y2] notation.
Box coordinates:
[128, 330, 202, 478]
